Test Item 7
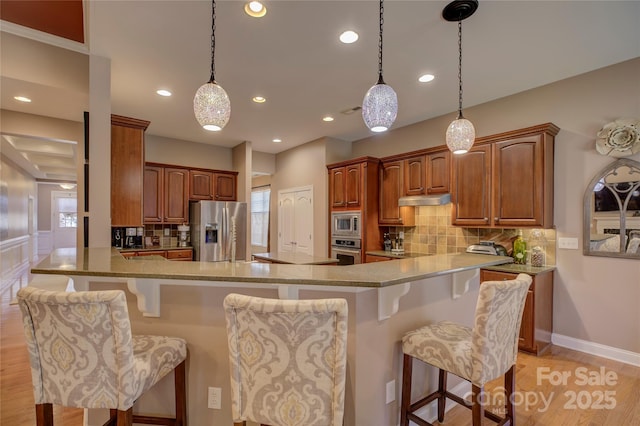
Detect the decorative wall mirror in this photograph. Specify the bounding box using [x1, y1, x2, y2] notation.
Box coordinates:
[583, 158, 640, 258]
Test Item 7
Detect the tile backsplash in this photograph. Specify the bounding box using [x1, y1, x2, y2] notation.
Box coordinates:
[385, 205, 557, 265]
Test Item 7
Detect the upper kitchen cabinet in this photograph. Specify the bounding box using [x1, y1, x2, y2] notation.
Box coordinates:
[452, 123, 559, 228]
[379, 159, 415, 226]
[144, 164, 188, 224]
[327, 157, 379, 212]
[404, 155, 426, 196]
[189, 169, 237, 201]
[213, 171, 237, 201]
[451, 144, 492, 226]
[111, 114, 150, 227]
[189, 169, 214, 200]
[426, 150, 450, 194]
[163, 167, 189, 223]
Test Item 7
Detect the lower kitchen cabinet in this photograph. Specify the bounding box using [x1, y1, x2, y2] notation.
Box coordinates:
[480, 268, 553, 355]
[122, 248, 193, 261]
[365, 254, 394, 263]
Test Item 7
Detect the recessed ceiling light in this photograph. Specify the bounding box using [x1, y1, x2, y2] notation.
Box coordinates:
[418, 74, 435, 83]
[14, 96, 31, 103]
[156, 89, 172, 96]
[244, 1, 267, 18]
[323, 116, 334, 122]
[252, 96, 266, 103]
[272, 138, 282, 143]
[339, 30, 359, 44]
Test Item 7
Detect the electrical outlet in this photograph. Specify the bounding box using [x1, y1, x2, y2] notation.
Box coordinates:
[558, 237, 579, 250]
[164, 228, 170, 236]
[208, 387, 221, 409]
[385, 380, 396, 404]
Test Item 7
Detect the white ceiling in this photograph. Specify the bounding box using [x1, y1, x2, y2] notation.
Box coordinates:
[1, 1, 639, 181]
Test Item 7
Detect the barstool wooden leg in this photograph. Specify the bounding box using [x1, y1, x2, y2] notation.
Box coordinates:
[35, 403, 54, 426]
[400, 354, 413, 426]
[437, 369, 447, 422]
[471, 384, 484, 426]
[505, 365, 515, 426]
[116, 407, 133, 425]
[175, 360, 187, 426]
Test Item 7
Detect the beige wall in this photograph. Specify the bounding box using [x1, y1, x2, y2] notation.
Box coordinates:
[0, 155, 37, 240]
[145, 134, 233, 170]
[353, 58, 640, 353]
[252, 150, 276, 175]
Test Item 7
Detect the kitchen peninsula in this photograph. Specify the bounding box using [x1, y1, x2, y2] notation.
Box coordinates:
[31, 248, 512, 425]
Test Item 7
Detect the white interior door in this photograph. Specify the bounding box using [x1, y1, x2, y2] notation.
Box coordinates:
[52, 191, 77, 249]
[278, 186, 313, 255]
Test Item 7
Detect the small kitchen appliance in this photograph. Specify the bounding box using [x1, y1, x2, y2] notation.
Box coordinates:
[177, 225, 190, 247]
[466, 241, 507, 256]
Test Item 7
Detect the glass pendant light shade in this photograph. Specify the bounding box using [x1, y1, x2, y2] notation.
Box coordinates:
[194, 0, 230, 131]
[362, 0, 397, 133]
[446, 116, 475, 154]
[362, 81, 398, 133]
[194, 81, 230, 131]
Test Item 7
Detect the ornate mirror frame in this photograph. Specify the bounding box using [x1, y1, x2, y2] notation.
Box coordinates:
[583, 158, 640, 259]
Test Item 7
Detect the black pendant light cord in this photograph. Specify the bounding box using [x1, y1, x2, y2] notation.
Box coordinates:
[456, 18, 464, 119]
[377, 0, 385, 85]
[209, 0, 217, 83]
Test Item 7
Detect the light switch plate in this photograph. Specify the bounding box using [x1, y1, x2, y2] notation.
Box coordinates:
[558, 237, 579, 249]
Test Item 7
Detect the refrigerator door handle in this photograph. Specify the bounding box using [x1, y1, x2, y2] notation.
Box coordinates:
[222, 206, 228, 260]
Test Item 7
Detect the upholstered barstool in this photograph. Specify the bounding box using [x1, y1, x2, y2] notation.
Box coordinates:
[400, 273, 532, 426]
[17, 287, 188, 426]
[223, 293, 348, 426]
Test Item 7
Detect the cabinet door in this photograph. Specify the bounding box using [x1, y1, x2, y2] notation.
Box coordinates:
[451, 144, 491, 226]
[493, 135, 545, 227]
[111, 121, 145, 226]
[189, 170, 214, 200]
[365, 254, 393, 263]
[166, 249, 193, 261]
[426, 150, 450, 194]
[164, 168, 189, 223]
[345, 164, 361, 208]
[404, 156, 426, 196]
[143, 166, 163, 223]
[379, 160, 415, 226]
[329, 167, 346, 208]
[214, 172, 237, 201]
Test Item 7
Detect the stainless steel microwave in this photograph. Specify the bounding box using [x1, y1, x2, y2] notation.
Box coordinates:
[331, 211, 361, 238]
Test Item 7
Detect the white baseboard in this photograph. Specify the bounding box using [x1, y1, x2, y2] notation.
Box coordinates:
[552, 333, 640, 367]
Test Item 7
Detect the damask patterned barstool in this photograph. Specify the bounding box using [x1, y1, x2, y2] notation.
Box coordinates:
[223, 293, 348, 426]
[400, 273, 532, 426]
[17, 287, 188, 426]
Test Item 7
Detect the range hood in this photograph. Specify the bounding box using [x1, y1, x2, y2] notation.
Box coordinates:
[398, 193, 451, 206]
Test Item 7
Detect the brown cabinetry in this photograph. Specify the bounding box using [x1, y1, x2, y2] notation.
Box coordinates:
[329, 163, 361, 209]
[452, 123, 558, 228]
[144, 165, 188, 224]
[365, 254, 394, 263]
[189, 170, 213, 200]
[426, 150, 450, 194]
[213, 172, 237, 201]
[166, 248, 193, 261]
[111, 115, 150, 227]
[404, 156, 426, 196]
[188, 169, 237, 201]
[480, 269, 553, 355]
[122, 248, 193, 261]
[379, 160, 415, 226]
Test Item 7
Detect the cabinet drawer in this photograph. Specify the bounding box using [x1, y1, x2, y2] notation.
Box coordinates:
[120, 251, 137, 258]
[137, 250, 167, 258]
[166, 249, 193, 261]
[365, 254, 394, 263]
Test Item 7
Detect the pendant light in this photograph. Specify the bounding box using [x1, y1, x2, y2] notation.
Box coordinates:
[362, 0, 397, 133]
[194, 0, 230, 131]
[443, 0, 478, 154]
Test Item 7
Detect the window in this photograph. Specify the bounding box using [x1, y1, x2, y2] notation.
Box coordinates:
[251, 186, 270, 248]
[56, 196, 77, 228]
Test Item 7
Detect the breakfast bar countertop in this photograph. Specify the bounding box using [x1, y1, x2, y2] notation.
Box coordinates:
[252, 252, 339, 265]
[31, 247, 513, 288]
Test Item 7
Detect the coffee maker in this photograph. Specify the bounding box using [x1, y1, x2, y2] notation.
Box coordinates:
[112, 227, 123, 248]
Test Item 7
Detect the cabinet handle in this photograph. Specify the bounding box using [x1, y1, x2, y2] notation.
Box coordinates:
[484, 217, 489, 221]
[494, 217, 500, 222]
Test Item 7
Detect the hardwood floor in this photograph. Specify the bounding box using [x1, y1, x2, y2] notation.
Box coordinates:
[1, 267, 639, 425]
[1, 271, 83, 425]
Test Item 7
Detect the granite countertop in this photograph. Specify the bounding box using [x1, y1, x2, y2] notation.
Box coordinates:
[119, 246, 193, 253]
[252, 252, 339, 265]
[366, 250, 431, 259]
[481, 263, 556, 275]
[31, 247, 513, 288]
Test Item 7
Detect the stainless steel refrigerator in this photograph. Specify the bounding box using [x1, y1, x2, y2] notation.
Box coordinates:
[190, 201, 247, 262]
